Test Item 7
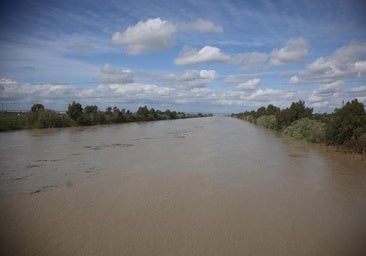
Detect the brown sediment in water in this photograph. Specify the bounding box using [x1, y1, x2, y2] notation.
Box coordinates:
[1, 117, 366, 255]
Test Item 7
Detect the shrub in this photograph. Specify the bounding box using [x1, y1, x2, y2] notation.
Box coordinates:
[31, 110, 72, 128]
[283, 117, 326, 143]
[256, 115, 276, 129]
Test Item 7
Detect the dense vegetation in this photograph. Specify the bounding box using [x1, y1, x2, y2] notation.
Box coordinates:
[0, 102, 211, 131]
[232, 99, 366, 154]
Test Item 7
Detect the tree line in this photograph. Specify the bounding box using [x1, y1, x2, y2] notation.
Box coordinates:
[232, 99, 366, 154]
[0, 102, 211, 131]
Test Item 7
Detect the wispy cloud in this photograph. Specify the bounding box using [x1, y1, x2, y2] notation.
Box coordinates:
[178, 19, 223, 33]
[269, 37, 309, 66]
[98, 64, 134, 84]
[163, 70, 218, 89]
[290, 41, 366, 84]
[236, 78, 261, 91]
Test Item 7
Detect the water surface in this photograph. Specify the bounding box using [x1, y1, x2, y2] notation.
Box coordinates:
[1, 117, 366, 255]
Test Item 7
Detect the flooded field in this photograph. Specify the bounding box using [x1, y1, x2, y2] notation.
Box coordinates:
[1, 117, 366, 255]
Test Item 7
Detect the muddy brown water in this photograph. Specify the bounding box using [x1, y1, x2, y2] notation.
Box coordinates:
[1, 117, 366, 255]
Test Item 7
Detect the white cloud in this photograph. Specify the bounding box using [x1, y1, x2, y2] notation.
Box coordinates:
[349, 85, 366, 94]
[269, 37, 309, 66]
[291, 41, 366, 84]
[314, 80, 343, 96]
[346, 85, 366, 101]
[0, 78, 74, 110]
[96, 83, 175, 99]
[232, 38, 308, 71]
[178, 19, 223, 33]
[111, 18, 223, 55]
[289, 76, 300, 84]
[0, 77, 179, 110]
[248, 88, 285, 101]
[174, 45, 231, 66]
[112, 18, 176, 55]
[98, 64, 134, 84]
[236, 78, 261, 91]
[163, 70, 217, 89]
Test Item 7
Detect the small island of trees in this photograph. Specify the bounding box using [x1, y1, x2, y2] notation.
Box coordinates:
[232, 99, 366, 154]
[0, 102, 212, 131]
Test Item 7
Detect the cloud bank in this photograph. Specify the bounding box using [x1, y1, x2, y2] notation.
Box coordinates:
[290, 41, 366, 84]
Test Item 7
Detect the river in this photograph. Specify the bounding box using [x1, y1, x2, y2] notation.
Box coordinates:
[0, 117, 365, 255]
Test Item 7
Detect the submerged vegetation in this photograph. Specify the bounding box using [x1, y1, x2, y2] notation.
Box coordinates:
[232, 99, 366, 154]
[0, 102, 211, 131]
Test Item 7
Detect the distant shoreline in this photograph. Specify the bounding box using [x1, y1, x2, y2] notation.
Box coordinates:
[0, 104, 213, 132]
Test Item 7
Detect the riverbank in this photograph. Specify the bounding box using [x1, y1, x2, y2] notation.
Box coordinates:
[0, 104, 212, 132]
[234, 115, 366, 161]
[232, 99, 366, 157]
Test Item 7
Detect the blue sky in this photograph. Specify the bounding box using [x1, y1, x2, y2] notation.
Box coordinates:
[1, 0, 366, 113]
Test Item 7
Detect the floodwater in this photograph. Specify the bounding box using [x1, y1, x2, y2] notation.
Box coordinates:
[0, 117, 366, 255]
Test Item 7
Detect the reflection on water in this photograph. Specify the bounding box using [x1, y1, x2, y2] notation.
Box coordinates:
[1, 117, 366, 255]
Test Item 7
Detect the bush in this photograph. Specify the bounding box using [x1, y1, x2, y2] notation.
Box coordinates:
[29, 109, 72, 128]
[283, 118, 326, 143]
[0, 113, 27, 131]
[256, 115, 276, 129]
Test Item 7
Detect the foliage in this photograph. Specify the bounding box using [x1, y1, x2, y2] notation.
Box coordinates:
[325, 99, 366, 152]
[283, 118, 326, 143]
[266, 104, 280, 115]
[0, 113, 28, 131]
[31, 104, 45, 112]
[275, 100, 313, 130]
[1, 102, 210, 131]
[26, 109, 72, 128]
[232, 99, 366, 154]
[256, 115, 276, 129]
[67, 101, 83, 121]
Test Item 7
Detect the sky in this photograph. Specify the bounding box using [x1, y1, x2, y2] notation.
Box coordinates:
[0, 0, 366, 113]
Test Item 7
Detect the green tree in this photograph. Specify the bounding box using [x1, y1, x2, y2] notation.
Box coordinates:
[77, 105, 105, 125]
[31, 104, 45, 112]
[275, 100, 313, 130]
[326, 99, 366, 145]
[255, 106, 266, 118]
[105, 107, 112, 115]
[84, 105, 98, 114]
[266, 104, 280, 115]
[136, 106, 149, 121]
[67, 101, 83, 121]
